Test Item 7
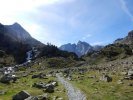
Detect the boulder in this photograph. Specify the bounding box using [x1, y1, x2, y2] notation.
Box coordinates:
[0, 90, 6, 95]
[117, 80, 123, 84]
[25, 96, 38, 100]
[45, 85, 54, 93]
[32, 73, 46, 79]
[0, 74, 18, 84]
[124, 69, 133, 80]
[13, 90, 31, 100]
[100, 74, 112, 82]
[128, 83, 133, 86]
[88, 75, 96, 78]
[38, 94, 48, 100]
[33, 82, 46, 89]
[128, 69, 133, 77]
[51, 81, 58, 87]
[121, 72, 127, 75]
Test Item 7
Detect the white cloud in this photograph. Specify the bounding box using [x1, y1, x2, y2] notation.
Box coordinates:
[0, 0, 75, 46]
[0, 0, 74, 24]
[119, 0, 133, 21]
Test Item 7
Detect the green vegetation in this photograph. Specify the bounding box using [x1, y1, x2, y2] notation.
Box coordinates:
[70, 70, 133, 100]
[45, 57, 77, 68]
[0, 50, 15, 67]
[40, 43, 78, 60]
[0, 71, 68, 100]
[84, 44, 133, 64]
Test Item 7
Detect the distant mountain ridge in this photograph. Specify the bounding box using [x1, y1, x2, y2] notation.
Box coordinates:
[59, 41, 103, 56]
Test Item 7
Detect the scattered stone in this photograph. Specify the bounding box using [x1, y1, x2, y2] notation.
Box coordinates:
[53, 96, 57, 100]
[25, 96, 38, 100]
[22, 74, 29, 77]
[38, 94, 48, 100]
[88, 75, 96, 78]
[0, 74, 18, 84]
[90, 83, 95, 85]
[33, 82, 46, 89]
[32, 73, 46, 79]
[128, 69, 133, 79]
[117, 80, 123, 84]
[57, 97, 63, 100]
[100, 74, 112, 82]
[67, 77, 72, 81]
[128, 83, 133, 86]
[0, 90, 6, 95]
[51, 81, 58, 87]
[33, 80, 57, 90]
[13, 90, 31, 100]
[124, 69, 133, 80]
[121, 72, 127, 75]
[45, 85, 54, 93]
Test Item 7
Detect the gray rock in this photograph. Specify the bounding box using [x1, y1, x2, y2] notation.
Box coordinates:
[124, 69, 133, 80]
[128, 69, 133, 76]
[25, 96, 38, 100]
[38, 94, 48, 100]
[121, 72, 127, 75]
[0, 90, 6, 95]
[51, 81, 58, 87]
[117, 80, 123, 84]
[32, 73, 46, 79]
[100, 74, 112, 82]
[13, 90, 31, 100]
[128, 83, 133, 86]
[88, 76, 96, 78]
[45, 85, 54, 93]
[33, 82, 46, 89]
[0, 74, 17, 84]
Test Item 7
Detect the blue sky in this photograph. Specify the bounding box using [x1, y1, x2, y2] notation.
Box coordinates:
[0, 0, 133, 46]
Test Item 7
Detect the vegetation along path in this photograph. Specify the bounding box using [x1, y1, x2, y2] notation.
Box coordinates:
[56, 73, 86, 100]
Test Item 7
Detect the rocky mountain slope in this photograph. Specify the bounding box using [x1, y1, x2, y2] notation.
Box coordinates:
[0, 23, 44, 64]
[114, 30, 133, 46]
[0, 23, 43, 47]
[84, 30, 133, 64]
[59, 41, 103, 57]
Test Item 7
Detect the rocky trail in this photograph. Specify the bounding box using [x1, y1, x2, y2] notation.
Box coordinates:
[56, 74, 86, 100]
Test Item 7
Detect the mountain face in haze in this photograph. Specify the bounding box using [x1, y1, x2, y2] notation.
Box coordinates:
[59, 41, 103, 57]
[0, 23, 44, 63]
[114, 30, 133, 45]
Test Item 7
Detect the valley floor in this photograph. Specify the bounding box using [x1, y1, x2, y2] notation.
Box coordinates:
[0, 56, 133, 100]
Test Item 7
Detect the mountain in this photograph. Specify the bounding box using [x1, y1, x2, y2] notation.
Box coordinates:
[0, 23, 44, 64]
[83, 30, 133, 64]
[0, 23, 43, 47]
[114, 30, 133, 45]
[59, 41, 103, 57]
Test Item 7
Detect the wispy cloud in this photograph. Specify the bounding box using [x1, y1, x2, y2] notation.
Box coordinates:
[82, 34, 92, 40]
[91, 41, 105, 46]
[119, 0, 133, 21]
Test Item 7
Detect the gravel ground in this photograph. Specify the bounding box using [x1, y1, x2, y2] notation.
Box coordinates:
[56, 74, 86, 100]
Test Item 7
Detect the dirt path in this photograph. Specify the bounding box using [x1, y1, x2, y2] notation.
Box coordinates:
[56, 74, 86, 100]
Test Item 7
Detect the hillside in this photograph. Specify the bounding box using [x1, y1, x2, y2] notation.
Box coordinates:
[0, 23, 44, 64]
[83, 30, 133, 64]
[114, 30, 133, 46]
